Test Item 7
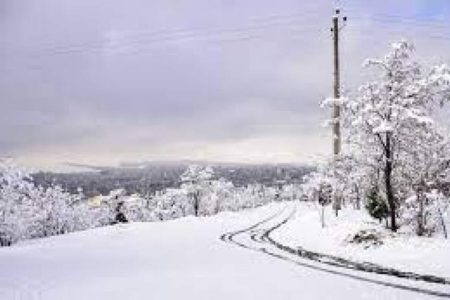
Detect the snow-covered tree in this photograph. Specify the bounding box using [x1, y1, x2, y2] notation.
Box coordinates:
[302, 164, 333, 227]
[343, 40, 450, 231]
[180, 165, 214, 216]
[33, 185, 85, 237]
[397, 126, 450, 235]
[0, 160, 96, 246]
[207, 178, 234, 213]
[402, 189, 449, 237]
[229, 184, 273, 211]
[150, 188, 192, 221]
[0, 161, 39, 245]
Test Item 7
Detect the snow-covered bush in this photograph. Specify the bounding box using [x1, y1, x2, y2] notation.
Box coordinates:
[32, 186, 86, 237]
[229, 184, 275, 211]
[147, 166, 283, 220]
[151, 188, 191, 221]
[177, 165, 283, 217]
[279, 184, 303, 202]
[365, 188, 389, 224]
[0, 162, 41, 245]
[0, 160, 97, 246]
[401, 190, 449, 237]
[121, 195, 152, 222]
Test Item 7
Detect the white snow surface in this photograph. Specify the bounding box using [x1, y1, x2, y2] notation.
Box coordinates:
[0, 202, 448, 300]
[272, 202, 450, 278]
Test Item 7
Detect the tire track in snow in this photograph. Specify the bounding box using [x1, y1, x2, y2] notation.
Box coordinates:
[220, 202, 450, 298]
[219, 206, 286, 249]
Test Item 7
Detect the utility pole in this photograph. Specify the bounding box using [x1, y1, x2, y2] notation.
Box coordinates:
[331, 8, 346, 216]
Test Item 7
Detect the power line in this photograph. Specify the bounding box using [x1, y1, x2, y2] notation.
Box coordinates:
[344, 22, 450, 42]
[14, 7, 450, 59]
[340, 11, 450, 42]
[372, 14, 449, 29]
[4, 6, 450, 72]
[128, 30, 326, 57]
[0, 26, 328, 72]
[343, 4, 450, 28]
[29, 10, 325, 57]
[349, 14, 450, 32]
[27, 24, 324, 59]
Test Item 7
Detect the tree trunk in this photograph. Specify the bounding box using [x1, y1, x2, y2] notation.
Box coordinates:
[355, 184, 361, 210]
[384, 134, 397, 232]
[321, 205, 325, 228]
[438, 208, 448, 239]
[193, 192, 199, 217]
[416, 190, 425, 236]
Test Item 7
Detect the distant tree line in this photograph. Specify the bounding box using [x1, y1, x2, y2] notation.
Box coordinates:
[33, 163, 313, 198]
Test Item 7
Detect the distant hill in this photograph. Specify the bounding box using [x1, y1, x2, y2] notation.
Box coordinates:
[33, 161, 314, 197]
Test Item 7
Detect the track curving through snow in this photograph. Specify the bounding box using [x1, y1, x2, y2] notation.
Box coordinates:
[220, 202, 450, 298]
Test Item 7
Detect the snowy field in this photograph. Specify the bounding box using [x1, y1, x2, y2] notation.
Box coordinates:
[0, 202, 449, 300]
[272, 202, 450, 278]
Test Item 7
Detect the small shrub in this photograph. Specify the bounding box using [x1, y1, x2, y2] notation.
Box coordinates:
[347, 229, 383, 248]
[366, 189, 389, 223]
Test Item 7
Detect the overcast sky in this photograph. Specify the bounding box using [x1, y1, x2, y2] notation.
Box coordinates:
[1, 0, 450, 170]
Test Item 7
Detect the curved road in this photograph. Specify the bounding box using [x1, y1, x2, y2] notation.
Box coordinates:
[220, 202, 450, 299]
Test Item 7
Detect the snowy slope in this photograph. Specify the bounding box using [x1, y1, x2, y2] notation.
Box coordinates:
[0, 202, 447, 300]
[272, 202, 450, 278]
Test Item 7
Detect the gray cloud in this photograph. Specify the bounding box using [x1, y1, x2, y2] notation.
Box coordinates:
[0, 0, 449, 169]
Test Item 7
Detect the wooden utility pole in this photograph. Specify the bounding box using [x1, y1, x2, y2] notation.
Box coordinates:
[332, 12, 341, 157]
[331, 9, 346, 216]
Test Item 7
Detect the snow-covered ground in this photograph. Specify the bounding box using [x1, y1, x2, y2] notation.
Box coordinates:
[272, 202, 450, 278]
[0, 202, 448, 300]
